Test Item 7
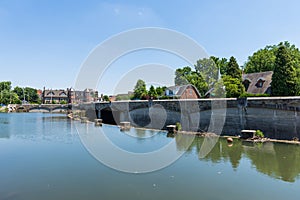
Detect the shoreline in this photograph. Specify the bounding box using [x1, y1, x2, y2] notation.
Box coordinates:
[67, 113, 300, 145]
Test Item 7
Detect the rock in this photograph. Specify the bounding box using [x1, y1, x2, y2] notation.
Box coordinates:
[227, 137, 233, 143]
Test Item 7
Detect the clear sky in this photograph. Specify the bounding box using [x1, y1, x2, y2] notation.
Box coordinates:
[1, 0, 300, 94]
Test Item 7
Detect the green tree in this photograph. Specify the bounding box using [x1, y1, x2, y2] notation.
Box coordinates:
[133, 79, 147, 100]
[155, 86, 165, 97]
[0, 90, 21, 104]
[103, 95, 110, 101]
[244, 46, 277, 73]
[148, 85, 157, 98]
[194, 57, 219, 85]
[272, 45, 298, 96]
[0, 81, 12, 91]
[244, 41, 300, 74]
[175, 66, 192, 85]
[222, 75, 245, 98]
[210, 56, 228, 75]
[225, 56, 242, 80]
[13, 86, 40, 103]
[175, 66, 208, 96]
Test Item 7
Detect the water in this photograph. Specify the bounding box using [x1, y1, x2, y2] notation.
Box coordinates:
[0, 113, 300, 200]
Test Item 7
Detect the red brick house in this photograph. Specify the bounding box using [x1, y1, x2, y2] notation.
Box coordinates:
[165, 84, 201, 99]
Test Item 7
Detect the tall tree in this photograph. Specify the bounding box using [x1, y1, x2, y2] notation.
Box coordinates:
[244, 46, 277, 73]
[133, 79, 147, 100]
[221, 76, 245, 98]
[155, 86, 166, 97]
[174, 66, 208, 96]
[244, 41, 300, 74]
[0, 81, 12, 91]
[272, 45, 298, 96]
[13, 86, 40, 103]
[175, 66, 192, 86]
[225, 56, 242, 80]
[148, 85, 157, 98]
[210, 56, 228, 75]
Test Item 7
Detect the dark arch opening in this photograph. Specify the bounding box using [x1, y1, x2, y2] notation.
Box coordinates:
[100, 107, 119, 125]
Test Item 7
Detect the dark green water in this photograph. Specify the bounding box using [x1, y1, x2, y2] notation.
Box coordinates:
[0, 113, 299, 200]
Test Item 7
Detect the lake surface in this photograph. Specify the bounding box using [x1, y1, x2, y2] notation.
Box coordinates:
[0, 113, 300, 200]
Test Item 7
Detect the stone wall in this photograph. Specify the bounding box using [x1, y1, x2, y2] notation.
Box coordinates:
[94, 97, 300, 140]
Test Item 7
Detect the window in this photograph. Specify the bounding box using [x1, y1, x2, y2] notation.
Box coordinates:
[255, 79, 265, 88]
[242, 80, 251, 91]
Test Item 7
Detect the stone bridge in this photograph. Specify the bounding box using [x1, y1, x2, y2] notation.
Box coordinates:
[89, 97, 300, 140]
[12, 104, 72, 112]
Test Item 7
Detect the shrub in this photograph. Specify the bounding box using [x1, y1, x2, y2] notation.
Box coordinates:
[240, 93, 270, 97]
[175, 122, 182, 131]
[255, 130, 264, 138]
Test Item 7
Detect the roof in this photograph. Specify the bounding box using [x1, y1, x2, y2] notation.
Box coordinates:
[166, 84, 201, 97]
[43, 89, 68, 98]
[242, 71, 273, 94]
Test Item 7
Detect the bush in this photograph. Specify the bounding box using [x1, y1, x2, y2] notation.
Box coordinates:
[255, 130, 264, 138]
[175, 122, 182, 131]
[60, 100, 67, 104]
[240, 93, 270, 97]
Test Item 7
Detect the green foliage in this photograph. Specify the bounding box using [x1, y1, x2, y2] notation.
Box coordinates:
[272, 45, 298, 96]
[244, 46, 277, 73]
[175, 66, 193, 85]
[155, 86, 166, 97]
[194, 58, 218, 84]
[244, 41, 300, 73]
[0, 90, 21, 104]
[225, 56, 242, 80]
[239, 93, 270, 97]
[210, 56, 228, 75]
[222, 76, 245, 98]
[13, 86, 40, 103]
[175, 122, 182, 131]
[60, 100, 67, 104]
[175, 66, 208, 96]
[255, 130, 264, 138]
[116, 94, 132, 101]
[133, 79, 147, 100]
[148, 85, 157, 98]
[103, 95, 110, 101]
[0, 81, 21, 104]
[0, 81, 12, 91]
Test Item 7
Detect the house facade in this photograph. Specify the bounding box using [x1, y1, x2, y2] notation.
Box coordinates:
[242, 71, 273, 94]
[42, 88, 98, 104]
[165, 84, 201, 99]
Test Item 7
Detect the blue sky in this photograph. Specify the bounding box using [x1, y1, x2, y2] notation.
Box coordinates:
[1, 0, 300, 94]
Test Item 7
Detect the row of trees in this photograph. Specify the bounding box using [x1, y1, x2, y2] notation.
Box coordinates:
[174, 41, 300, 97]
[0, 81, 40, 105]
[132, 80, 166, 100]
[175, 56, 245, 97]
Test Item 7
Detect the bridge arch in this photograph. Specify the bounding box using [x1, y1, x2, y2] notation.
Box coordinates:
[28, 106, 51, 112]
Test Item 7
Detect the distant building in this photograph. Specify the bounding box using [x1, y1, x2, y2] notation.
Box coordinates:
[165, 84, 201, 99]
[68, 88, 99, 104]
[242, 71, 273, 95]
[42, 89, 69, 104]
[42, 88, 99, 104]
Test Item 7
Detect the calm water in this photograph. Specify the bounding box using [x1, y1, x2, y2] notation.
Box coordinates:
[0, 113, 300, 200]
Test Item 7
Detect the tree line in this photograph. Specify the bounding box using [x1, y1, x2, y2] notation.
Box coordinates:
[174, 41, 300, 98]
[0, 81, 40, 105]
[128, 41, 300, 100]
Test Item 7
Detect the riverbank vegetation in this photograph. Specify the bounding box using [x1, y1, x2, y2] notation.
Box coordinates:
[129, 41, 300, 100]
[0, 81, 41, 105]
[174, 41, 300, 98]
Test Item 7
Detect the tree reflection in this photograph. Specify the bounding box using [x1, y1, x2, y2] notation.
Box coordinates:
[174, 134, 300, 182]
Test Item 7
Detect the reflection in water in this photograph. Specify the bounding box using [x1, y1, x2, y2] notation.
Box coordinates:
[175, 134, 300, 182]
[1, 113, 300, 200]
